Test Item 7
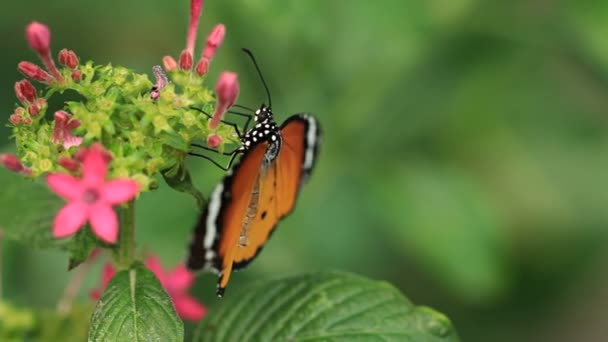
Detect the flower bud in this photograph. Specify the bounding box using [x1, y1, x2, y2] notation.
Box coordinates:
[59, 48, 69, 66]
[14, 80, 37, 104]
[58, 156, 80, 171]
[9, 114, 22, 125]
[207, 134, 222, 148]
[202, 24, 225, 60]
[179, 50, 193, 70]
[18, 61, 54, 84]
[195, 58, 209, 77]
[15, 107, 26, 116]
[28, 104, 40, 116]
[209, 72, 239, 129]
[25, 22, 50, 56]
[23, 117, 33, 125]
[0, 154, 26, 173]
[52, 111, 83, 149]
[187, 0, 203, 55]
[71, 70, 82, 83]
[163, 56, 178, 71]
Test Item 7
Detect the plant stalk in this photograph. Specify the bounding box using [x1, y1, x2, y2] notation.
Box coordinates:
[114, 200, 136, 269]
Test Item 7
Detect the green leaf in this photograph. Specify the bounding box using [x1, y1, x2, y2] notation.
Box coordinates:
[193, 271, 459, 342]
[88, 262, 183, 342]
[0, 169, 65, 248]
[67, 228, 98, 270]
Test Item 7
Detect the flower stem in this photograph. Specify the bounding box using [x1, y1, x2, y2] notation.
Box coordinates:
[114, 200, 136, 269]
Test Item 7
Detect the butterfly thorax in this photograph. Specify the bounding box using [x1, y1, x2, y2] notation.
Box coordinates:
[239, 106, 282, 163]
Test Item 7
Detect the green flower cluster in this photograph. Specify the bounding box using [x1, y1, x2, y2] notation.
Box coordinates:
[11, 61, 237, 191]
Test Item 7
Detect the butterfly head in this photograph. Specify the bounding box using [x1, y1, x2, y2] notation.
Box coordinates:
[254, 105, 273, 123]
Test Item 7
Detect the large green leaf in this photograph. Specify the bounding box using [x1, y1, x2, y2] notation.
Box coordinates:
[193, 271, 459, 342]
[0, 168, 65, 248]
[88, 262, 184, 342]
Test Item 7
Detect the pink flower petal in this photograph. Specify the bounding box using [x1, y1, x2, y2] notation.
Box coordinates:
[145, 256, 167, 286]
[173, 294, 206, 321]
[47, 173, 84, 201]
[82, 146, 108, 187]
[90, 263, 116, 300]
[53, 202, 88, 238]
[167, 264, 195, 292]
[89, 204, 118, 243]
[100, 180, 139, 205]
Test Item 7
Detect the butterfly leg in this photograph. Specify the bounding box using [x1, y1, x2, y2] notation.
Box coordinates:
[188, 148, 240, 171]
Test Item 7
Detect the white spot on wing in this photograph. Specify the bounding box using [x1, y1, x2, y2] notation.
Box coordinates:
[204, 183, 224, 249]
[303, 116, 317, 171]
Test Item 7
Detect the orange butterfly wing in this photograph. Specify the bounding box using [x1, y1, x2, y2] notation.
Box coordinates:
[187, 114, 320, 296]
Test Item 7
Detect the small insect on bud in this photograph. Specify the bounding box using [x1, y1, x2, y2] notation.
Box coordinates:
[58, 156, 80, 171]
[26, 21, 51, 56]
[179, 50, 193, 71]
[18, 61, 54, 84]
[209, 72, 239, 130]
[163, 56, 178, 71]
[71, 70, 82, 83]
[9, 114, 23, 125]
[150, 65, 169, 100]
[207, 134, 223, 149]
[14, 80, 37, 104]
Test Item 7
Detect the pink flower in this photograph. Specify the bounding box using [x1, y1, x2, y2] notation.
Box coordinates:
[0, 154, 32, 176]
[46, 143, 139, 243]
[195, 24, 225, 76]
[209, 72, 239, 129]
[52, 111, 83, 149]
[146, 256, 206, 321]
[89, 263, 115, 300]
[26, 21, 50, 55]
[186, 0, 203, 55]
[179, 50, 193, 70]
[58, 49, 79, 69]
[207, 133, 222, 148]
[90, 257, 206, 321]
[18, 61, 54, 84]
[25, 21, 64, 83]
[162, 56, 178, 71]
[14, 79, 37, 104]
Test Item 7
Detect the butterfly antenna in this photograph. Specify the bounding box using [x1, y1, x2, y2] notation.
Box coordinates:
[242, 48, 272, 108]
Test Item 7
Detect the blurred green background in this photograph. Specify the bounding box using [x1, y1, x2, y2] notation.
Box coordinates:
[3, 0, 608, 341]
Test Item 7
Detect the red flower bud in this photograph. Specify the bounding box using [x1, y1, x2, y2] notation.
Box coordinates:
[163, 56, 178, 71]
[195, 58, 209, 77]
[202, 24, 225, 60]
[59, 48, 69, 66]
[35, 98, 47, 108]
[9, 114, 22, 125]
[209, 72, 239, 130]
[67, 50, 79, 69]
[195, 24, 226, 77]
[58, 156, 80, 171]
[18, 61, 54, 84]
[15, 107, 26, 116]
[187, 0, 203, 55]
[1, 154, 25, 173]
[207, 134, 223, 148]
[23, 117, 33, 125]
[71, 70, 82, 83]
[28, 104, 40, 116]
[14, 80, 37, 104]
[179, 50, 193, 70]
[26, 21, 50, 56]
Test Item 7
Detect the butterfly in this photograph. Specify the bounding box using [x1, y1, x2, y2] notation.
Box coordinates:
[186, 50, 321, 297]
